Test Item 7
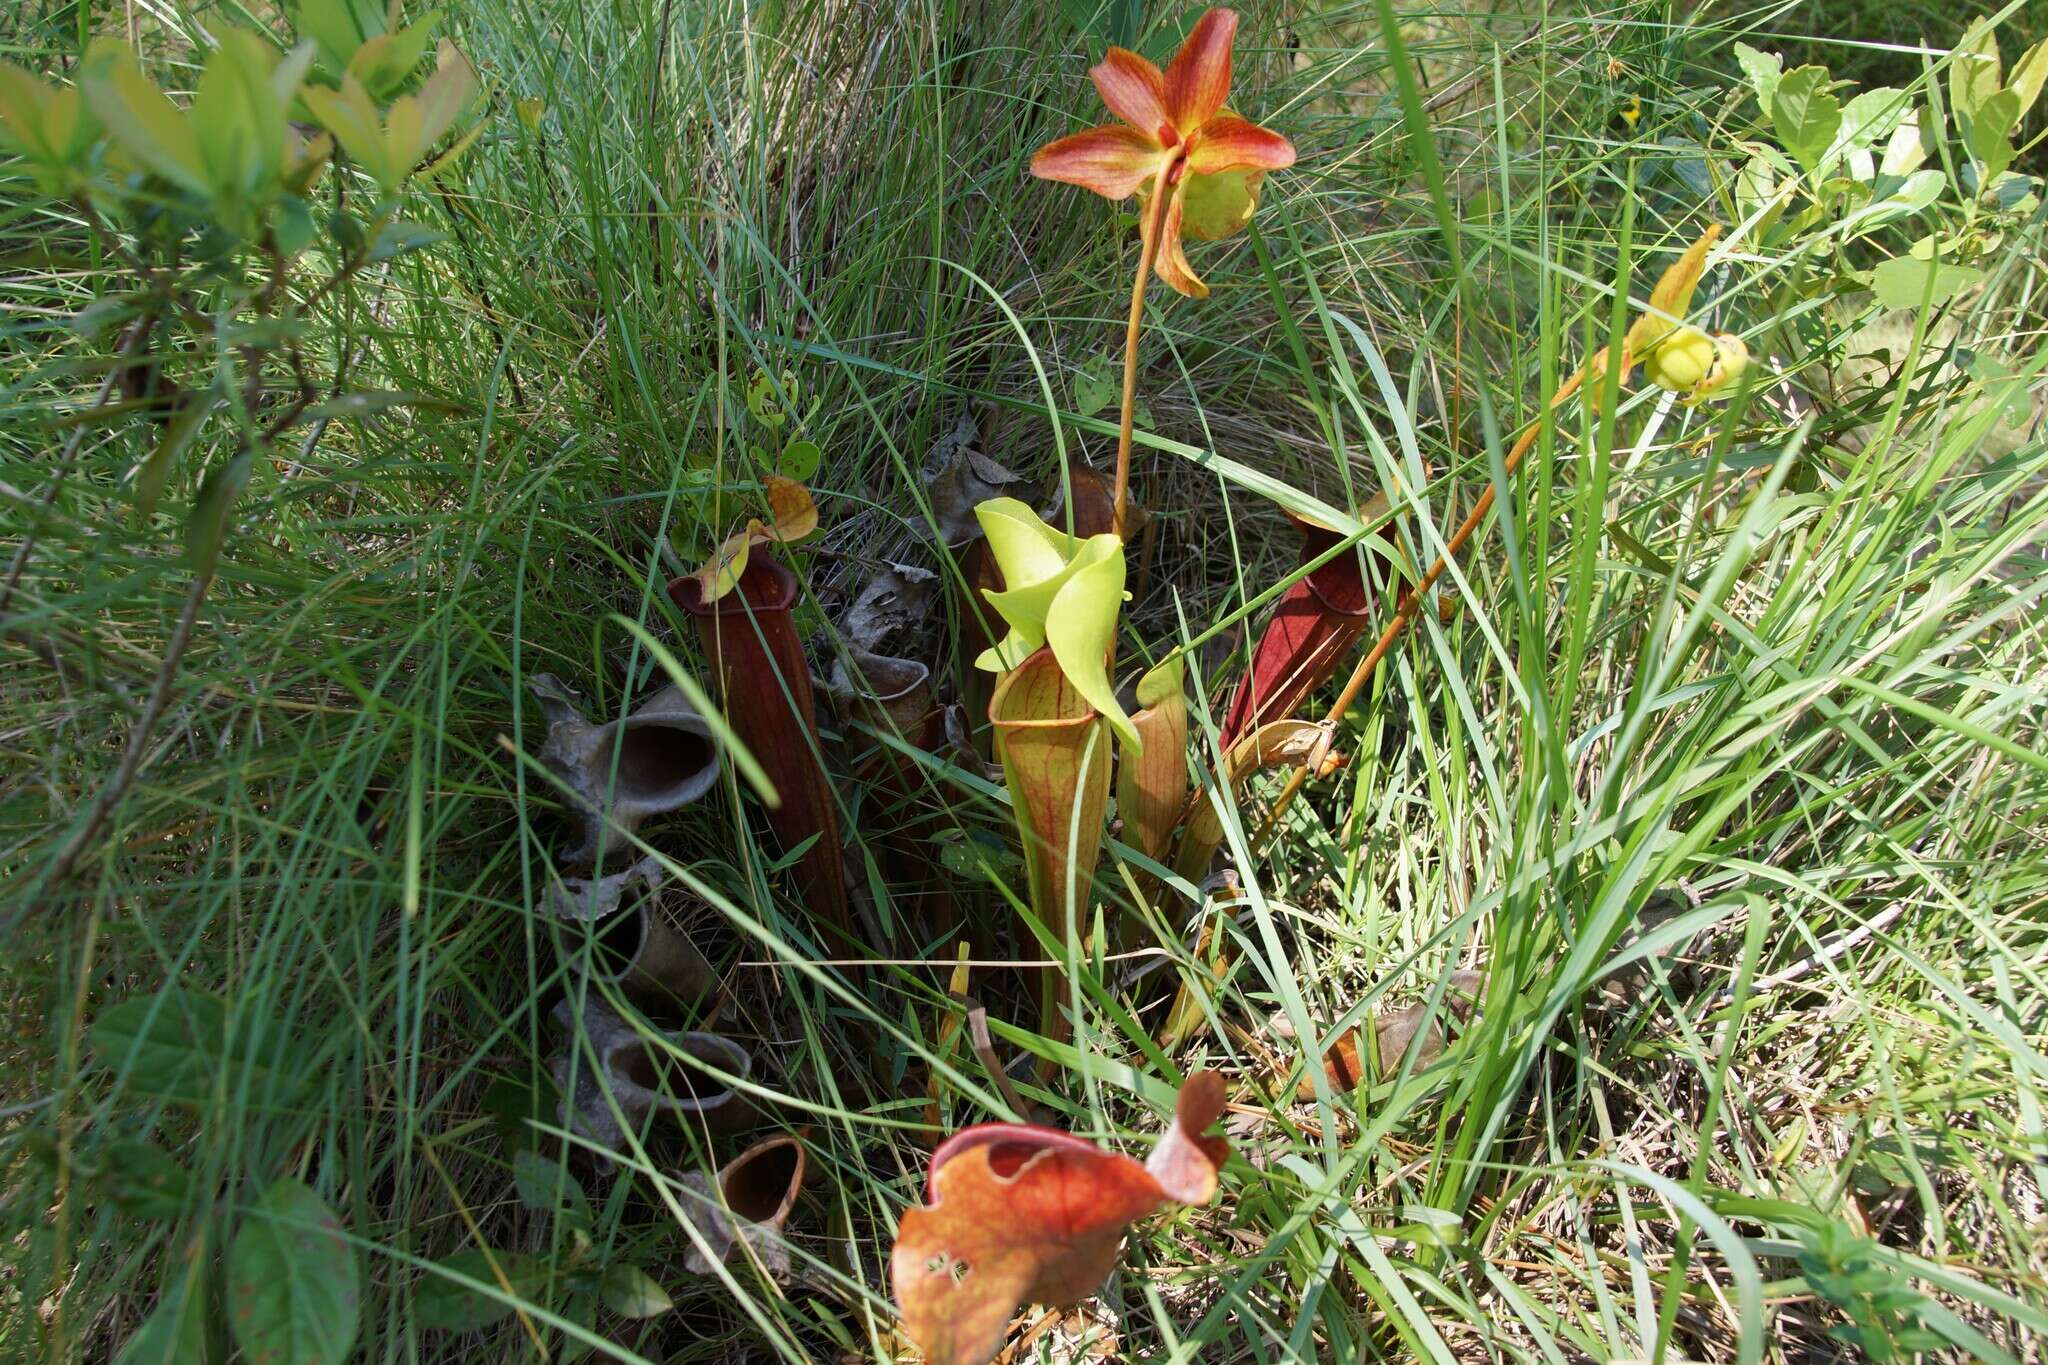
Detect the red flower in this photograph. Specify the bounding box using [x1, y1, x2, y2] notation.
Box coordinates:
[1031, 9, 1295, 298]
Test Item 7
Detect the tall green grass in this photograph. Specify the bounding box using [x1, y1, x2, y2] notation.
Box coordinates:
[3, 0, 2044, 1360]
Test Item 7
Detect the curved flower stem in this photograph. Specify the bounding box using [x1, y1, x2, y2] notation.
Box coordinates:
[1113, 181, 1178, 540]
[1251, 367, 1589, 848]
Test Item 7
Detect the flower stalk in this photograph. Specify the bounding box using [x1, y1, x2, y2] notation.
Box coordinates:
[1112, 180, 1177, 536]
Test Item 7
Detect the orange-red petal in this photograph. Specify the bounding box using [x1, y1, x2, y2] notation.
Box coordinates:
[1031, 124, 1168, 199]
[1165, 8, 1236, 134]
[1090, 47, 1170, 139]
[1151, 176, 1207, 298]
[1187, 113, 1294, 174]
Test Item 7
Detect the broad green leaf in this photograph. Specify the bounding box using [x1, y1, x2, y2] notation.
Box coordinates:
[226, 1179, 360, 1365]
[1072, 357, 1117, 417]
[1771, 66, 1842, 174]
[779, 438, 822, 481]
[2011, 39, 2048, 120]
[1878, 116, 1930, 177]
[298, 75, 391, 188]
[271, 41, 317, 105]
[0, 63, 101, 188]
[1964, 88, 2019, 182]
[89, 988, 236, 1103]
[296, 0, 373, 71]
[1948, 18, 2002, 125]
[1042, 535, 1136, 751]
[1849, 168, 1946, 233]
[1732, 43, 1782, 111]
[186, 448, 253, 577]
[99, 1138, 195, 1220]
[1734, 155, 1792, 242]
[347, 11, 440, 98]
[1835, 87, 1908, 159]
[598, 1264, 671, 1319]
[113, 1254, 214, 1365]
[0, 62, 58, 159]
[414, 1250, 543, 1331]
[1871, 255, 1983, 311]
[512, 1149, 592, 1231]
[80, 39, 209, 196]
[275, 194, 317, 257]
[192, 31, 286, 202]
[389, 40, 476, 168]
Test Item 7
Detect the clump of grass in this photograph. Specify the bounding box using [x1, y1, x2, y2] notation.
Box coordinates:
[3, 0, 2044, 1361]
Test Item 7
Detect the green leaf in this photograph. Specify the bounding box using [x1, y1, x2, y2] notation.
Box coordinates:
[1072, 356, 1117, 416]
[270, 41, 317, 106]
[1835, 87, 1908, 159]
[226, 1179, 360, 1365]
[1771, 66, 1842, 174]
[90, 989, 236, 1103]
[79, 39, 209, 196]
[511, 1149, 592, 1231]
[1733, 43, 1783, 111]
[1871, 255, 1983, 311]
[191, 30, 286, 201]
[383, 40, 476, 173]
[1850, 168, 1945, 232]
[113, 1255, 214, 1365]
[275, 194, 317, 257]
[1948, 18, 2002, 126]
[598, 1264, 671, 1320]
[186, 448, 252, 577]
[778, 438, 822, 481]
[1963, 88, 2019, 182]
[414, 117, 483, 183]
[300, 75, 392, 190]
[347, 11, 440, 98]
[414, 1250, 542, 1331]
[133, 396, 213, 521]
[0, 62, 101, 188]
[2011, 39, 2048, 121]
[99, 1139, 195, 1221]
[295, 0, 373, 72]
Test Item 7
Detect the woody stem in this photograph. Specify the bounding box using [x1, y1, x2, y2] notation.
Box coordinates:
[1114, 177, 1177, 540]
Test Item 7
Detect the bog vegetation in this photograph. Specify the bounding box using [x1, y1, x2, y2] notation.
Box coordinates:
[1, 0, 2044, 1361]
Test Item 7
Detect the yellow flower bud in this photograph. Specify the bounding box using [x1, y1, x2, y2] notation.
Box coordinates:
[1642, 326, 1750, 403]
[1642, 325, 1718, 395]
[1689, 332, 1749, 402]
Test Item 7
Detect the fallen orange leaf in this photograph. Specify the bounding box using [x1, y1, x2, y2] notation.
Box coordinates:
[761, 474, 818, 541]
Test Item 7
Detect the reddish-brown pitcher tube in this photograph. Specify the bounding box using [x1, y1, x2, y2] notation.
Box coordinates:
[1217, 513, 1387, 750]
[669, 553, 850, 942]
